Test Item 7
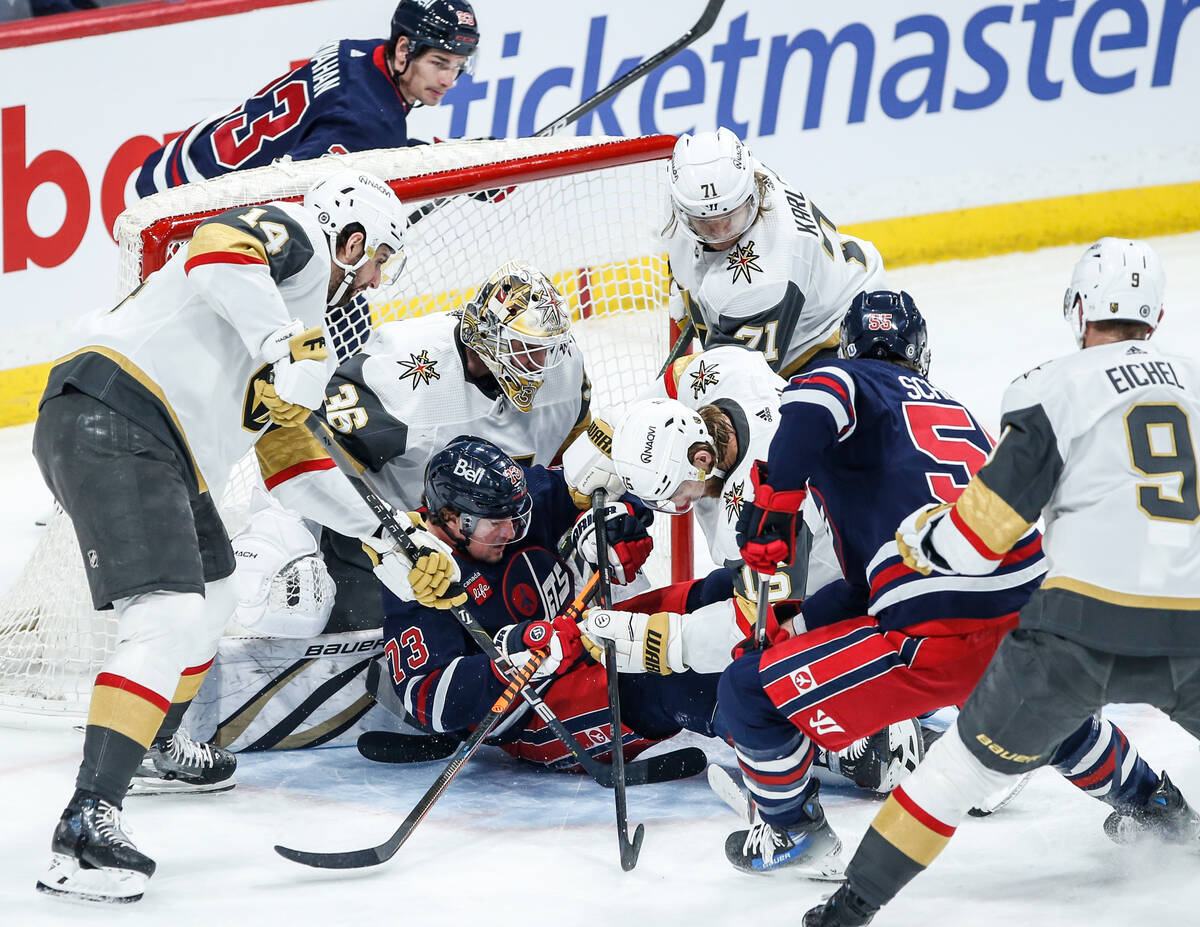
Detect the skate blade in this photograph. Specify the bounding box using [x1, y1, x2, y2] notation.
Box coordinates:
[36, 854, 147, 904]
[127, 778, 236, 796]
[707, 764, 755, 823]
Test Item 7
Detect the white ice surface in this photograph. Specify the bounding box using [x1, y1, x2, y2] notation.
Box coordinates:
[2, 234, 1200, 926]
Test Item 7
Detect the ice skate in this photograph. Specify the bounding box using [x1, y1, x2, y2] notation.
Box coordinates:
[36, 794, 155, 904]
[1103, 772, 1200, 845]
[724, 780, 844, 878]
[829, 718, 923, 793]
[803, 885, 879, 926]
[128, 730, 237, 795]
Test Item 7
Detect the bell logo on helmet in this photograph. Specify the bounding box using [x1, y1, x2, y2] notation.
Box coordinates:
[453, 458, 485, 483]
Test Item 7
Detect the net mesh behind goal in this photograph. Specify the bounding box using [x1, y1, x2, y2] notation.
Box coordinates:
[0, 135, 691, 718]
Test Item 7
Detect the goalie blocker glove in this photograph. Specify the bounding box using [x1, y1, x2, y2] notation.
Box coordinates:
[362, 512, 466, 610]
[493, 617, 584, 680]
[735, 461, 808, 575]
[564, 500, 654, 585]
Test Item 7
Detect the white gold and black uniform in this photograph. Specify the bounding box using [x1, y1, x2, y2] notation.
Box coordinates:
[666, 164, 886, 378]
[926, 339, 1200, 771]
[642, 346, 841, 671]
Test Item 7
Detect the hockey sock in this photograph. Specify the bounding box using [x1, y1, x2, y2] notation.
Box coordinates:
[1051, 716, 1159, 809]
[77, 672, 170, 805]
[734, 728, 818, 827]
[151, 659, 214, 743]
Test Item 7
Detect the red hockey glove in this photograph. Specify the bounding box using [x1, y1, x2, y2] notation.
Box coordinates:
[735, 461, 808, 575]
[566, 502, 654, 585]
[493, 617, 583, 680]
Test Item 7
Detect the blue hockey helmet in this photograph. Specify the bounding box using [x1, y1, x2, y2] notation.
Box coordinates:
[391, 0, 479, 68]
[839, 290, 931, 377]
[423, 436, 531, 546]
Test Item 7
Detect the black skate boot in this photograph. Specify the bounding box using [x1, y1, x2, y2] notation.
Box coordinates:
[1104, 772, 1200, 845]
[725, 780, 844, 878]
[803, 885, 880, 926]
[129, 730, 237, 795]
[830, 718, 924, 794]
[36, 793, 156, 904]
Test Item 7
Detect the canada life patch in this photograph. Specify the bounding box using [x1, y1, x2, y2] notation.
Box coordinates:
[466, 574, 492, 604]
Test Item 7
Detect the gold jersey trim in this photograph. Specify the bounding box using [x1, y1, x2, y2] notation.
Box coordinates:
[1042, 577, 1200, 611]
[954, 475, 1032, 556]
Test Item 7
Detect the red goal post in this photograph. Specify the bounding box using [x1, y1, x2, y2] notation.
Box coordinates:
[1, 135, 694, 718]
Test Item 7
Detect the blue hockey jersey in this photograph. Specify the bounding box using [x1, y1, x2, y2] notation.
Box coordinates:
[137, 39, 420, 197]
[380, 465, 588, 738]
[768, 359, 1045, 634]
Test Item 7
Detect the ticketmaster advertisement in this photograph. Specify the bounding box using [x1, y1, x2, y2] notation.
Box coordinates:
[1, 0, 1197, 380]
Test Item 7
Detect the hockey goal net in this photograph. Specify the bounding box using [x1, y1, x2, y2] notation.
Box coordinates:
[0, 135, 693, 719]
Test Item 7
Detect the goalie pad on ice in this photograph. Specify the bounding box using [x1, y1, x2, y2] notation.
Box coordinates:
[230, 487, 335, 638]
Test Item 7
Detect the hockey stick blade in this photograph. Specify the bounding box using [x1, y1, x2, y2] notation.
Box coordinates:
[616, 745, 707, 786]
[357, 731, 461, 765]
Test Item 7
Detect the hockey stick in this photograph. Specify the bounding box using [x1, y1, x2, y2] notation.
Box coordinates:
[592, 489, 645, 871]
[753, 573, 771, 651]
[656, 318, 696, 378]
[301, 413, 706, 788]
[406, 0, 727, 226]
[276, 647, 551, 869]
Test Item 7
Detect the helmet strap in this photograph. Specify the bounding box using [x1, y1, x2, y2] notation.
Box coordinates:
[325, 234, 369, 308]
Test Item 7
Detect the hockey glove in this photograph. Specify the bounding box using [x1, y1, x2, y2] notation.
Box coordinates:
[258, 321, 331, 427]
[895, 503, 953, 576]
[493, 617, 583, 680]
[561, 417, 626, 510]
[579, 609, 685, 675]
[362, 513, 466, 610]
[566, 501, 654, 585]
[735, 461, 809, 575]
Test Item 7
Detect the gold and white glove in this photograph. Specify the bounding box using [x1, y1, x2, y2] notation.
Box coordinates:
[579, 608, 685, 675]
[257, 320, 330, 427]
[362, 512, 466, 610]
[895, 503, 952, 575]
[561, 416, 626, 510]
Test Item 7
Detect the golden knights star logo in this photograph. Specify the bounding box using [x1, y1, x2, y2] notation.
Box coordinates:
[397, 350, 440, 389]
[727, 241, 763, 285]
[723, 480, 745, 521]
[689, 359, 720, 399]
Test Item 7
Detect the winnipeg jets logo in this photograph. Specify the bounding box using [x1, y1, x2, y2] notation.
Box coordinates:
[397, 350, 440, 389]
[689, 360, 720, 399]
[727, 241, 762, 285]
[723, 480, 745, 521]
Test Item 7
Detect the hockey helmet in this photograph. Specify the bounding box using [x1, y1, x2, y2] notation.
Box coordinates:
[304, 170, 407, 307]
[424, 436, 532, 546]
[391, 0, 479, 72]
[668, 128, 759, 247]
[612, 398, 717, 515]
[1063, 238, 1165, 348]
[459, 260, 574, 413]
[839, 290, 931, 377]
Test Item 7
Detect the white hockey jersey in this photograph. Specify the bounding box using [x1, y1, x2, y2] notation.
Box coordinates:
[259, 310, 590, 536]
[666, 164, 886, 378]
[930, 339, 1200, 653]
[44, 201, 332, 499]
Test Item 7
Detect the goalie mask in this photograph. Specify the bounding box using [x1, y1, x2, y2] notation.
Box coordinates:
[304, 170, 408, 308]
[1063, 238, 1165, 348]
[459, 261, 573, 412]
[668, 128, 759, 247]
[612, 398, 720, 515]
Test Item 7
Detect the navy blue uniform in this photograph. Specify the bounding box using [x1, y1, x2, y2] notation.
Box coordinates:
[772, 359, 1043, 633]
[137, 40, 419, 197]
[381, 465, 722, 766]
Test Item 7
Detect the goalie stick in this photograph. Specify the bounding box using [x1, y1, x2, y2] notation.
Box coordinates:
[301, 413, 706, 789]
[592, 489, 645, 871]
[407, 0, 727, 226]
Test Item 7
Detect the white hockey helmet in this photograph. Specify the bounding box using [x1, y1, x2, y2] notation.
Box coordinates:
[304, 169, 408, 306]
[459, 260, 574, 412]
[1063, 237, 1165, 348]
[612, 398, 717, 514]
[668, 128, 759, 247]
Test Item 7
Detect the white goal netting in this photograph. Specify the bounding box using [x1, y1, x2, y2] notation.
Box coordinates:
[0, 135, 689, 718]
